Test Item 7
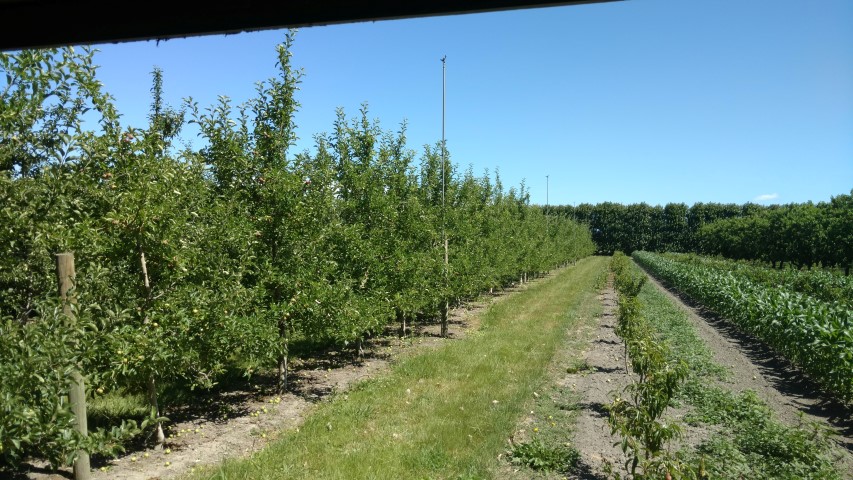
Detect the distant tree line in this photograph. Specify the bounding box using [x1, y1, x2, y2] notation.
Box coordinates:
[548, 194, 852, 274]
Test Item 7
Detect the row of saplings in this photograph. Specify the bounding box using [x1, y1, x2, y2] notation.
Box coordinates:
[607, 253, 707, 479]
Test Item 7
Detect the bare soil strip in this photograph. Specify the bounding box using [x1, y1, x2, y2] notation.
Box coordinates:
[640, 267, 853, 472]
[564, 277, 630, 478]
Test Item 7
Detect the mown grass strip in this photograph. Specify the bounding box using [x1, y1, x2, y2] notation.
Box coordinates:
[503, 265, 607, 478]
[191, 256, 608, 480]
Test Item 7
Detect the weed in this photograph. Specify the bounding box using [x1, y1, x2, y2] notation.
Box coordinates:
[510, 438, 580, 472]
[565, 359, 591, 374]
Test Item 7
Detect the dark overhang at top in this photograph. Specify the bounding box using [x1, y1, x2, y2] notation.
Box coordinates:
[0, 0, 621, 52]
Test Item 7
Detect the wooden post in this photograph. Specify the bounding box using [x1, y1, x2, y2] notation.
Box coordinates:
[56, 253, 90, 480]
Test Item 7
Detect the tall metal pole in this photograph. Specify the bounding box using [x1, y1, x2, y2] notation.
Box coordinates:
[546, 175, 549, 209]
[440, 55, 449, 338]
[442, 55, 446, 214]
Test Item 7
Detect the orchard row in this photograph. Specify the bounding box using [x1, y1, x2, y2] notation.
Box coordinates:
[0, 37, 594, 467]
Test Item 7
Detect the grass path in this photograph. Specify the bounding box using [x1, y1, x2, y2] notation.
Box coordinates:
[192, 256, 608, 479]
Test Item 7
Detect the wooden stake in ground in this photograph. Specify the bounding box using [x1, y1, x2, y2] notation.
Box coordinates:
[138, 249, 166, 446]
[55, 252, 91, 480]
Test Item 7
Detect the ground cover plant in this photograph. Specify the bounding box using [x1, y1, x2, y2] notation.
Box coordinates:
[607, 252, 690, 478]
[503, 262, 607, 478]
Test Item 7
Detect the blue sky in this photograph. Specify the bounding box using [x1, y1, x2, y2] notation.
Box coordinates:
[88, 0, 852, 207]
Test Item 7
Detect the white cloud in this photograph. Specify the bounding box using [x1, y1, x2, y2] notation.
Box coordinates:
[753, 193, 779, 202]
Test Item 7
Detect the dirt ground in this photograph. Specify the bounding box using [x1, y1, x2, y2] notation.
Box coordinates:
[562, 279, 632, 477]
[19, 282, 526, 480]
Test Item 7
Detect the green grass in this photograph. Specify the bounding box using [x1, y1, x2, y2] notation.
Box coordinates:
[632, 262, 845, 479]
[504, 263, 605, 479]
[88, 390, 150, 430]
[635, 280, 726, 383]
[189, 256, 608, 480]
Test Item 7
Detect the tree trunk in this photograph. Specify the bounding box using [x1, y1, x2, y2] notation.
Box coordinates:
[138, 247, 153, 323]
[845, 265, 850, 276]
[397, 309, 406, 337]
[440, 300, 448, 338]
[147, 376, 165, 447]
[278, 353, 288, 393]
[278, 316, 289, 393]
[140, 250, 151, 296]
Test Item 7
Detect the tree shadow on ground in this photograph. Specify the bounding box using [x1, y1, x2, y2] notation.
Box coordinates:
[571, 458, 609, 480]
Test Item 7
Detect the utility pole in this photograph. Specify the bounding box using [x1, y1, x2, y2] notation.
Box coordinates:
[546, 175, 549, 210]
[440, 55, 449, 338]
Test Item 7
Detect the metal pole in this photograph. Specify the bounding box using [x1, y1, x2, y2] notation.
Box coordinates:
[441, 55, 446, 213]
[440, 55, 449, 338]
[545, 175, 550, 249]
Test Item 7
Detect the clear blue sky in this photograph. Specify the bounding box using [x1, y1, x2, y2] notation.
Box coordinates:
[88, 0, 852, 207]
